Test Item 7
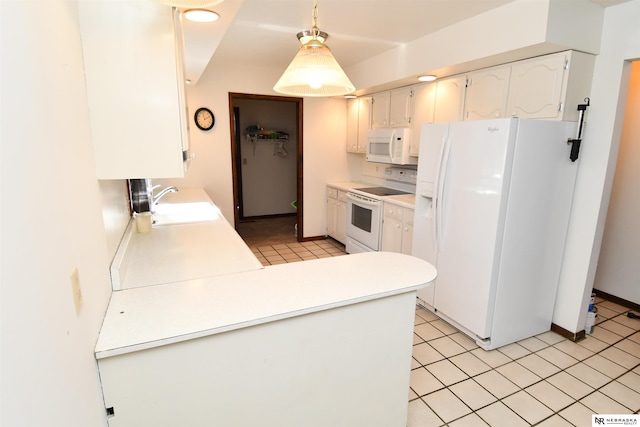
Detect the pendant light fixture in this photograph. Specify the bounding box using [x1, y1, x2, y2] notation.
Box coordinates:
[273, 0, 355, 97]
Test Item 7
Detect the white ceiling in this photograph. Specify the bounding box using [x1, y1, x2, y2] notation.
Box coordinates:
[180, 0, 627, 85]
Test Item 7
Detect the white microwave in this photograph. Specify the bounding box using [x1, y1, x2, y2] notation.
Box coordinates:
[366, 128, 417, 165]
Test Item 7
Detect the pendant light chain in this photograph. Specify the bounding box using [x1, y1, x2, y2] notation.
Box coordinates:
[312, 0, 319, 39]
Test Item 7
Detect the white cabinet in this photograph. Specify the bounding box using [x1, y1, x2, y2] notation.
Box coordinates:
[434, 74, 467, 123]
[371, 91, 391, 129]
[372, 88, 413, 129]
[381, 203, 414, 255]
[326, 187, 347, 244]
[346, 97, 372, 153]
[465, 65, 511, 120]
[409, 82, 436, 156]
[78, 1, 188, 179]
[506, 50, 594, 121]
[389, 87, 413, 127]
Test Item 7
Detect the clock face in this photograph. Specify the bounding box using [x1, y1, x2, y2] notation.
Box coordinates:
[194, 107, 214, 131]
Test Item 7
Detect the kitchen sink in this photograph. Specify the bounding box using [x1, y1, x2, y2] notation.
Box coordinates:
[152, 201, 220, 226]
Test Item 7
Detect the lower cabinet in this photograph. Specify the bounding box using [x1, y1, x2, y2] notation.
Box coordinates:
[326, 187, 347, 244]
[381, 202, 414, 255]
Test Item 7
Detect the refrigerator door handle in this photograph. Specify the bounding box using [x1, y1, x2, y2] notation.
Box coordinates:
[435, 131, 453, 251]
[432, 130, 449, 250]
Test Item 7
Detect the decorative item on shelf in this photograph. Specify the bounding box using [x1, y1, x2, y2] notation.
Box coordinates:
[245, 126, 290, 157]
[273, 0, 354, 97]
[194, 107, 215, 131]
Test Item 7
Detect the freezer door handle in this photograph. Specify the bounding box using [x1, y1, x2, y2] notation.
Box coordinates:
[433, 129, 451, 251]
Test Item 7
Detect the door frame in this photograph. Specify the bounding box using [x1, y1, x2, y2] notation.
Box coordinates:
[228, 92, 304, 241]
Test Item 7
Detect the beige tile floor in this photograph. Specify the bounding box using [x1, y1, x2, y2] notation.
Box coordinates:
[409, 298, 640, 426]
[239, 219, 640, 426]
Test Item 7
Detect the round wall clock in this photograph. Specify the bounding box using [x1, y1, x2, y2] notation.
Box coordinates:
[194, 107, 215, 131]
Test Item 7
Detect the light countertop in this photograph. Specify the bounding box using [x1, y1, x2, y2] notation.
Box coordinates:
[110, 188, 263, 290]
[328, 181, 416, 208]
[384, 194, 416, 209]
[95, 252, 436, 359]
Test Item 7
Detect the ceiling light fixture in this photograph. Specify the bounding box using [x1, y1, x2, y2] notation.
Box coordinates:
[153, 0, 223, 8]
[183, 9, 220, 22]
[273, 0, 355, 97]
[418, 75, 437, 82]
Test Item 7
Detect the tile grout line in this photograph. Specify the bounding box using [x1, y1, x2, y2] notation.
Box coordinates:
[410, 304, 640, 426]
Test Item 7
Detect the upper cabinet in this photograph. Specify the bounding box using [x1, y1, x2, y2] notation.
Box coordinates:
[465, 65, 511, 120]
[347, 50, 594, 155]
[372, 88, 413, 129]
[409, 82, 436, 156]
[346, 97, 372, 153]
[371, 91, 391, 129]
[389, 87, 413, 128]
[506, 50, 594, 121]
[78, 1, 188, 179]
[434, 75, 467, 123]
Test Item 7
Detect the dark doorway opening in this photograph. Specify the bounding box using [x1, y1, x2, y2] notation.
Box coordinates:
[229, 93, 303, 241]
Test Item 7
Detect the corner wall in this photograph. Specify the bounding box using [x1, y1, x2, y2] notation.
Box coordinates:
[1, 1, 118, 425]
[552, 0, 640, 332]
[592, 61, 640, 305]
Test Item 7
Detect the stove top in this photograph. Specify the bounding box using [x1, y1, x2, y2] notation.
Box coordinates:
[356, 187, 410, 197]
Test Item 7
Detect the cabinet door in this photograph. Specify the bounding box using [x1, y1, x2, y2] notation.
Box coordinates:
[410, 82, 436, 156]
[389, 87, 413, 128]
[506, 52, 567, 119]
[336, 200, 347, 244]
[371, 91, 391, 129]
[381, 216, 403, 253]
[346, 98, 359, 152]
[357, 97, 372, 153]
[326, 188, 338, 238]
[78, 1, 186, 179]
[401, 209, 414, 255]
[465, 66, 511, 120]
[434, 75, 467, 123]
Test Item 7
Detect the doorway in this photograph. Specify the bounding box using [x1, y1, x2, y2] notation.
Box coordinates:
[228, 92, 304, 242]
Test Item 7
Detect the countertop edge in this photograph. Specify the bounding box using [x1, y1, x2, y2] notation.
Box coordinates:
[95, 283, 426, 360]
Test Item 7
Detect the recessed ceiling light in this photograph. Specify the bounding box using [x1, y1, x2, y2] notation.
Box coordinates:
[418, 75, 437, 82]
[344, 94, 357, 99]
[183, 9, 220, 23]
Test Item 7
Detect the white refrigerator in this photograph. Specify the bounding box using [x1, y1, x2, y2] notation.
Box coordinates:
[412, 118, 579, 349]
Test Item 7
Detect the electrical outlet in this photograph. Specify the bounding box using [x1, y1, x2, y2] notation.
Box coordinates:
[70, 266, 83, 316]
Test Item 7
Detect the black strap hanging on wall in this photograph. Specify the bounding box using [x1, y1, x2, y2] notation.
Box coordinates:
[567, 98, 591, 162]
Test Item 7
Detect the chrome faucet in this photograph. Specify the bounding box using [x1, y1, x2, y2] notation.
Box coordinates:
[152, 186, 178, 207]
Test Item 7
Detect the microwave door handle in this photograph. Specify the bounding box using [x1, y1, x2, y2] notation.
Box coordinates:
[389, 130, 396, 162]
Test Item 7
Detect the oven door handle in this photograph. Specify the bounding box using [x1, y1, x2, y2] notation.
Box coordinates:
[347, 192, 380, 207]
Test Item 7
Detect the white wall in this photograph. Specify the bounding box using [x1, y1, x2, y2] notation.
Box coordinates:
[156, 61, 354, 238]
[552, 0, 640, 332]
[1, 1, 128, 425]
[346, 0, 603, 93]
[592, 61, 640, 304]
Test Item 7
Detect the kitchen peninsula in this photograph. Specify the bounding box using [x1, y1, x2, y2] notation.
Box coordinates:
[96, 188, 436, 427]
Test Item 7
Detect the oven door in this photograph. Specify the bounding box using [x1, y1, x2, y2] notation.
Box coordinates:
[346, 192, 382, 252]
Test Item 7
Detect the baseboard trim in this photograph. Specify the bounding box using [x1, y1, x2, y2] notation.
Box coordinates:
[551, 323, 586, 342]
[593, 289, 640, 312]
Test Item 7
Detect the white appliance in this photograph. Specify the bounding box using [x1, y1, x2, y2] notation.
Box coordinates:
[346, 192, 382, 253]
[412, 118, 579, 350]
[366, 128, 417, 165]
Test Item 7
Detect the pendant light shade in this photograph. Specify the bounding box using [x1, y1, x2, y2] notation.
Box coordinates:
[273, 1, 354, 97]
